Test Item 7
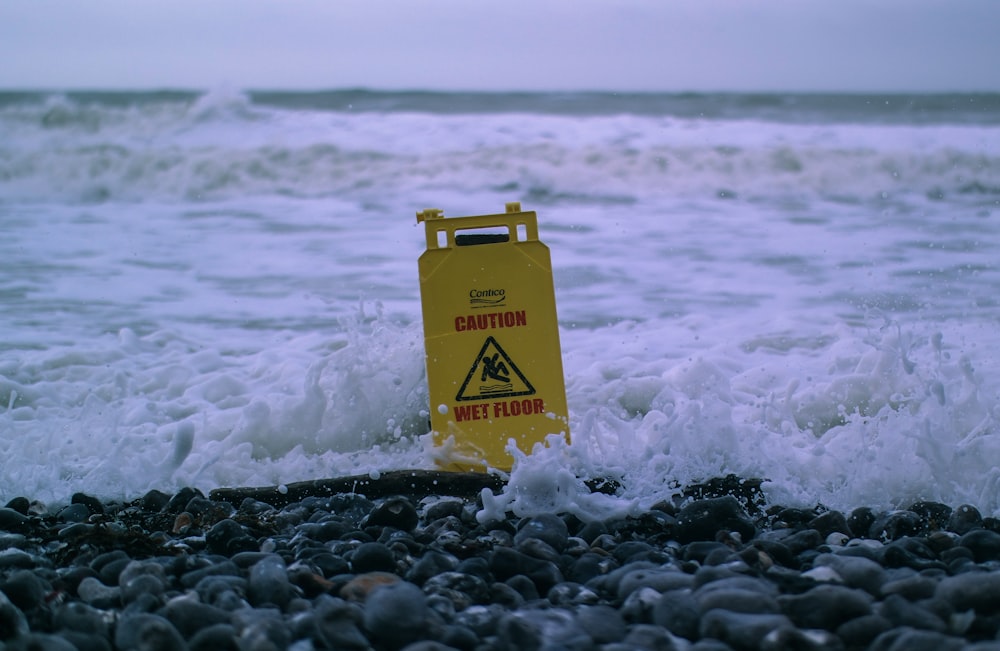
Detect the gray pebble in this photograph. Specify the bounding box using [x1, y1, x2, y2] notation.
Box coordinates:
[699, 610, 795, 650]
[114, 614, 186, 651]
[364, 581, 435, 649]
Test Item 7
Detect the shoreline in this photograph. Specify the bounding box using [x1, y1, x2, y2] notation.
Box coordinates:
[1, 475, 999, 649]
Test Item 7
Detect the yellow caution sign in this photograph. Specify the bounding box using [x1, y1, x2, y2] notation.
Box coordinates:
[417, 203, 570, 471]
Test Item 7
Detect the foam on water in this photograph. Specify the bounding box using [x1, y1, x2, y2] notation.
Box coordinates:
[1, 90, 999, 519]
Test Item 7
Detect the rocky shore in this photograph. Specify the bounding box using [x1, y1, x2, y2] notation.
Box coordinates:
[2, 473, 1000, 650]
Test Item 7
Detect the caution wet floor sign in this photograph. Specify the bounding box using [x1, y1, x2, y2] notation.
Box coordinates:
[417, 203, 570, 471]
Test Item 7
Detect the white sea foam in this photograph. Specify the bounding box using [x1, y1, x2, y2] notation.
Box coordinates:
[1, 90, 999, 519]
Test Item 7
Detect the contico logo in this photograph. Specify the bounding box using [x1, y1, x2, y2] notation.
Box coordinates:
[469, 288, 506, 308]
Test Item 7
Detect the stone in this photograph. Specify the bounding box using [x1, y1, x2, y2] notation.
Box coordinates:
[577, 604, 627, 644]
[114, 614, 186, 651]
[496, 609, 591, 651]
[0, 508, 30, 534]
[364, 581, 435, 649]
[617, 567, 694, 601]
[76, 577, 121, 609]
[836, 614, 893, 649]
[696, 588, 781, 615]
[878, 593, 947, 632]
[162, 593, 233, 638]
[489, 547, 563, 595]
[959, 529, 1000, 563]
[869, 511, 922, 541]
[778, 584, 873, 630]
[350, 541, 396, 573]
[0, 590, 29, 640]
[867, 627, 966, 651]
[623, 623, 680, 651]
[808, 509, 850, 537]
[206, 518, 258, 556]
[699, 610, 795, 651]
[71, 492, 106, 516]
[514, 513, 569, 552]
[812, 552, 888, 595]
[908, 501, 952, 532]
[935, 571, 1000, 613]
[847, 507, 876, 539]
[1, 570, 48, 612]
[947, 504, 983, 535]
[652, 589, 700, 640]
[188, 623, 241, 651]
[366, 496, 419, 532]
[248, 554, 293, 609]
[675, 497, 755, 544]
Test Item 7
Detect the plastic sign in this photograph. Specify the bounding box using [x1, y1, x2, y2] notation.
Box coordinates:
[417, 203, 570, 471]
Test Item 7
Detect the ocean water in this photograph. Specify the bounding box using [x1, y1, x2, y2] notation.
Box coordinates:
[1, 89, 999, 519]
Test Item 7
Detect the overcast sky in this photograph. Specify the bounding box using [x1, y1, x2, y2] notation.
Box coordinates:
[2, 0, 998, 93]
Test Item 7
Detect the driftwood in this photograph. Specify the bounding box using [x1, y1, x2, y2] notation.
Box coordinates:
[209, 469, 762, 512]
[210, 470, 505, 508]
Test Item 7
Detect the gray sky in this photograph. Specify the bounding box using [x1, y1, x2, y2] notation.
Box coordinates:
[2, 0, 998, 92]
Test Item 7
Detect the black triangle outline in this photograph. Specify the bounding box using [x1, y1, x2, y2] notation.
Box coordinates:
[455, 336, 536, 401]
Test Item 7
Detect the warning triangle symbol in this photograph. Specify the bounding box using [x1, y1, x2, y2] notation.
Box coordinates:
[456, 336, 536, 401]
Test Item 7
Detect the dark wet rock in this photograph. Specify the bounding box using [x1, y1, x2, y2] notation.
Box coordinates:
[881, 537, 946, 571]
[812, 552, 888, 595]
[248, 554, 293, 609]
[697, 587, 781, 615]
[3, 498, 30, 517]
[908, 501, 952, 532]
[496, 609, 591, 651]
[867, 626, 967, 651]
[9, 478, 1000, 650]
[936, 571, 1000, 613]
[205, 518, 258, 556]
[489, 547, 563, 594]
[652, 589, 700, 640]
[837, 613, 894, 648]
[366, 495, 419, 532]
[878, 593, 948, 632]
[781, 528, 824, 554]
[188, 623, 240, 651]
[869, 510, 922, 541]
[57, 503, 91, 523]
[0, 590, 30, 640]
[5, 633, 79, 651]
[848, 506, 876, 538]
[808, 509, 850, 537]
[779, 584, 873, 630]
[165, 486, 204, 514]
[0, 508, 31, 534]
[959, 528, 1000, 563]
[700, 610, 795, 651]
[617, 567, 693, 601]
[676, 497, 755, 544]
[70, 493, 105, 516]
[514, 513, 569, 552]
[350, 541, 396, 573]
[577, 604, 627, 644]
[880, 574, 938, 600]
[1, 570, 48, 613]
[364, 581, 436, 649]
[162, 594, 233, 638]
[114, 613, 186, 651]
[947, 503, 983, 535]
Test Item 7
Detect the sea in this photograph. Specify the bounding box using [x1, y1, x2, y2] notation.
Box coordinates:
[1, 89, 999, 520]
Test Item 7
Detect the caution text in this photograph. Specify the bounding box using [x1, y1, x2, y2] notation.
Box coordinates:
[454, 310, 527, 332]
[453, 398, 546, 422]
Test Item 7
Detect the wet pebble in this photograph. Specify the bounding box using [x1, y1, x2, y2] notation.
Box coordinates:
[0, 484, 1000, 650]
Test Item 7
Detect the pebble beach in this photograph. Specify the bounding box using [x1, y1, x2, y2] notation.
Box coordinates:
[4, 477, 1000, 650]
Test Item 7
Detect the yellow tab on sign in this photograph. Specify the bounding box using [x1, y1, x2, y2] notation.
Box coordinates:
[417, 203, 570, 472]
